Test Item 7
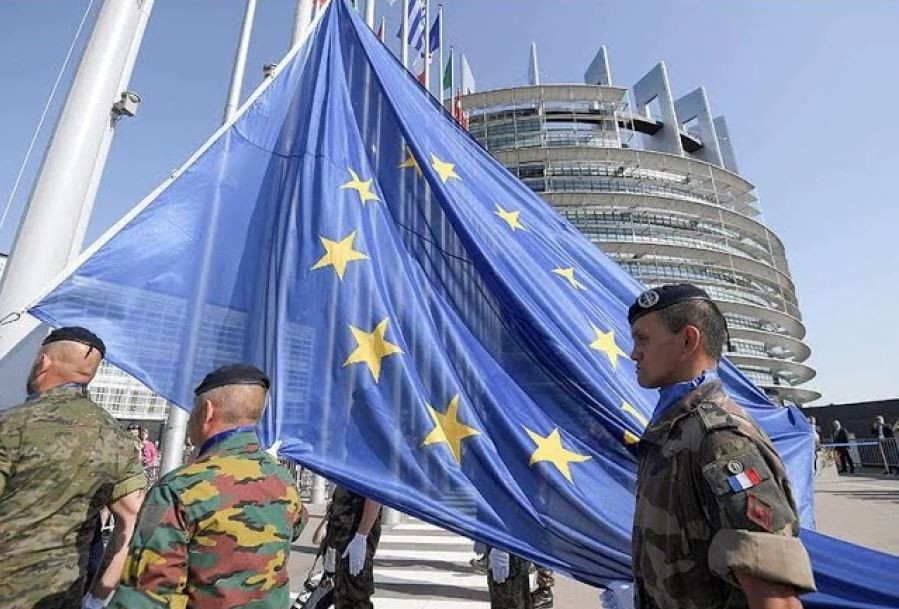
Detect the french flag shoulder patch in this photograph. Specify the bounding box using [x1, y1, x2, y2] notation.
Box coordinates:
[727, 467, 762, 492]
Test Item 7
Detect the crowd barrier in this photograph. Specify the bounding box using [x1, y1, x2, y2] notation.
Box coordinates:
[821, 437, 899, 474]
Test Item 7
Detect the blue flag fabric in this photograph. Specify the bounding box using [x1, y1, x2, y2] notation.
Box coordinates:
[30, 2, 898, 606]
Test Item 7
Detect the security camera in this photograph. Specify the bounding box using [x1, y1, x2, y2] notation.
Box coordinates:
[112, 90, 141, 118]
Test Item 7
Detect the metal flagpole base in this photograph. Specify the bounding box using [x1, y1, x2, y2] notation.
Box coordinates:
[159, 405, 189, 475]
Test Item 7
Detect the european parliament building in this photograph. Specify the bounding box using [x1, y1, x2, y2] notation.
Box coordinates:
[459, 46, 819, 405]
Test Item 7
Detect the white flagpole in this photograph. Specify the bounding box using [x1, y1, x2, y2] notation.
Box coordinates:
[223, 0, 258, 122]
[449, 45, 455, 111]
[292, 0, 314, 48]
[365, 0, 375, 28]
[379, 15, 386, 42]
[401, 0, 409, 69]
[438, 4, 444, 105]
[424, 0, 430, 94]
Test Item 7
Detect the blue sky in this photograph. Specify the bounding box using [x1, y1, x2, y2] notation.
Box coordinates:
[0, 1, 896, 405]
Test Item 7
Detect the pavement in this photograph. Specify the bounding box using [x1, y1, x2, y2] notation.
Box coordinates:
[812, 458, 899, 554]
[287, 461, 899, 608]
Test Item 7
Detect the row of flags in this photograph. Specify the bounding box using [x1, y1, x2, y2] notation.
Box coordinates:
[390, 0, 474, 127]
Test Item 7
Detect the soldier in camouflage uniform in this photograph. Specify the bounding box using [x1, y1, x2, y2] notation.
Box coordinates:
[325, 485, 382, 609]
[107, 364, 308, 609]
[532, 566, 554, 608]
[0, 327, 146, 609]
[628, 284, 816, 609]
[486, 549, 533, 609]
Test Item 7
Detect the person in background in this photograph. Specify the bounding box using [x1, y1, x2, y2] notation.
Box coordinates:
[325, 485, 382, 609]
[832, 421, 854, 474]
[872, 416, 895, 439]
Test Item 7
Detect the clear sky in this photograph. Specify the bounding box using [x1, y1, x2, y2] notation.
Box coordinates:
[0, 1, 897, 405]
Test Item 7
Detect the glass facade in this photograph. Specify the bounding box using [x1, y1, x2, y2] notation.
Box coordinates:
[462, 85, 818, 404]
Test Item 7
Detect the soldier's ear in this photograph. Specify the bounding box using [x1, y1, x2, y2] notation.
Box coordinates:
[682, 325, 703, 356]
[203, 399, 216, 425]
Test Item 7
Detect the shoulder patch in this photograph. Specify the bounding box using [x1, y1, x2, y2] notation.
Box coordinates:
[696, 401, 738, 431]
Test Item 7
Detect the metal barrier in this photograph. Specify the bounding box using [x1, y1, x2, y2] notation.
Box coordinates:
[823, 438, 899, 474]
[279, 459, 322, 502]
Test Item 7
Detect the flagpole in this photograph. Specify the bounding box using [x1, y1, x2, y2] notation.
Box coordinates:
[0, 0, 155, 407]
[292, 0, 314, 47]
[423, 0, 430, 94]
[401, 0, 409, 69]
[448, 45, 454, 110]
[159, 0, 259, 475]
[223, 0, 258, 122]
[365, 0, 375, 29]
[379, 15, 386, 42]
[437, 3, 444, 105]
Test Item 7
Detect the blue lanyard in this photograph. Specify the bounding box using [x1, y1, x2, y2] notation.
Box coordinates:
[198, 425, 256, 457]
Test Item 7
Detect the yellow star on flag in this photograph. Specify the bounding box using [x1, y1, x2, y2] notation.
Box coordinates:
[398, 150, 423, 176]
[621, 400, 649, 428]
[623, 430, 641, 445]
[431, 154, 460, 183]
[422, 394, 481, 464]
[310, 230, 369, 280]
[495, 204, 525, 231]
[524, 427, 592, 483]
[343, 318, 403, 382]
[552, 267, 586, 290]
[339, 168, 380, 204]
[589, 323, 627, 370]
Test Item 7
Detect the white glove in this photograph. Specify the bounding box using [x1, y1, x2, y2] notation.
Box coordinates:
[82, 594, 108, 609]
[473, 541, 487, 555]
[489, 549, 510, 584]
[265, 440, 282, 458]
[323, 546, 337, 572]
[342, 532, 367, 576]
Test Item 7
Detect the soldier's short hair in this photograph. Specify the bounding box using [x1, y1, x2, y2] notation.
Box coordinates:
[198, 384, 267, 425]
[656, 299, 727, 360]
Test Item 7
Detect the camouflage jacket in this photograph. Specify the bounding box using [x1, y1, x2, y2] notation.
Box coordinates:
[326, 485, 381, 550]
[107, 430, 308, 609]
[0, 386, 146, 609]
[632, 380, 815, 609]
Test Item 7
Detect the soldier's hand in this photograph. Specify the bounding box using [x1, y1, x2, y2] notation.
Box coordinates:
[489, 549, 510, 583]
[342, 533, 367, 576]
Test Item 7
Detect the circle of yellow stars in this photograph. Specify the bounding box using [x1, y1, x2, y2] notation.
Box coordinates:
[330, 146, 637, 476]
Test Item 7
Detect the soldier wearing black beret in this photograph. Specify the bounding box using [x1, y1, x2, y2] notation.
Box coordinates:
[109, 363, 309, 609]
[1, 326, 145, 609]
[628, 285, 816, 609]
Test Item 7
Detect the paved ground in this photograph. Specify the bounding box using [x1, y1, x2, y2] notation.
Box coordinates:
[813, 460, 899, 554]
[287, 463, 899, 608]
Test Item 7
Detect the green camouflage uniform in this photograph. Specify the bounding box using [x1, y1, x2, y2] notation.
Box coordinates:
[487, 552, 533, 609]
[326, 486, 381, 609]
[0, 386, 146, 609]
[633, 379, 816, 609]
[107, 430, 308, 609]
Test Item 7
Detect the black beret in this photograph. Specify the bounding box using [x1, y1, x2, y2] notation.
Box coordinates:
[42, 326, 106, 358]
[194, 363, 270, 396]
[628, 284, 715, 324]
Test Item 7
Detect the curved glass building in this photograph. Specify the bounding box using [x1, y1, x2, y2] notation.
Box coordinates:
[459, 47, 819, 405]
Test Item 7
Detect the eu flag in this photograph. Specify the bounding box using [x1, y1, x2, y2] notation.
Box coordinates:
[29, 2, 899, 604]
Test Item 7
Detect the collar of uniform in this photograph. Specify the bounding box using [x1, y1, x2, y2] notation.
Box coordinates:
[27, 383, 86, 402]
[198, 428, 260, 458]
[640, 379, 725, 446]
